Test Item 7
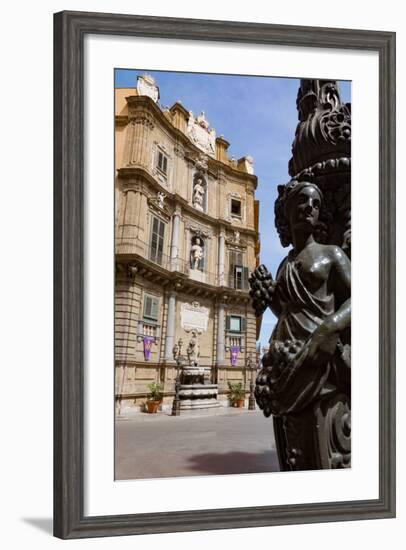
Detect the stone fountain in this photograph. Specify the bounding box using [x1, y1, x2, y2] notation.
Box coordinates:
[173, 331, 219, 410]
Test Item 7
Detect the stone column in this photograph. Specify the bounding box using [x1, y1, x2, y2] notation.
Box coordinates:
[120, 187, 140, 253]
[164, 290, 177, 361]
[127, 113, 154, 168]
[216, 301, 225, 364]
[185, 227, 191, 271]
[170, 208, 181, 270]
[119, 185, 147, 255]
[218, 230, 225, 285]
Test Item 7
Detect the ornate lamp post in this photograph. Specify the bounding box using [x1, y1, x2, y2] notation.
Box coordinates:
[172, 338, 184, 416]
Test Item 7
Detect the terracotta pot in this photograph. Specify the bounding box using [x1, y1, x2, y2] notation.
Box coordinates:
[234, 398, 245, 408]
[146, 400, 160, 413]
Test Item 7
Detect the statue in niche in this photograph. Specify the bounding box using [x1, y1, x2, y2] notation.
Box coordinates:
[192, 176, 205, 212]
[190, 236, 204, 270]
[249, 179, 351, 470]
[157, 191, 165, 209]
[186, 330, 200, 366]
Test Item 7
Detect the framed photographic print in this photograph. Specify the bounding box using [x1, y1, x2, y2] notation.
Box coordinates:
[54, 10, 396, 539]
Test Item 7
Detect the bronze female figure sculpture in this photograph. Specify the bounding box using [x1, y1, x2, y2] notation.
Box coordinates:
[249, 179, 351, 470]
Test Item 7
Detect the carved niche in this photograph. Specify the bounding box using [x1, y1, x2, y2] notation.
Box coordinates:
[192, 172, 207, 212]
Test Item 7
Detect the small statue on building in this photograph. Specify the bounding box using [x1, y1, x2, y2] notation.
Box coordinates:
[187, 330, 200, 366]
[136, 74, 159, 103]
[192, 177, 205, 212]
[190, 236, 204, 270]
[157, 191, 165, 209]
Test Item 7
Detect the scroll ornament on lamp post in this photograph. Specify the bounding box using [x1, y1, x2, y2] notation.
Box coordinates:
[249, 79, 352, 471]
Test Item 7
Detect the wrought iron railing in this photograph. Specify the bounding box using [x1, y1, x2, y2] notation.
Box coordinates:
[136, 320, 161, 342]
[228, 274, 250, 290]
[116, 236, 250, 290]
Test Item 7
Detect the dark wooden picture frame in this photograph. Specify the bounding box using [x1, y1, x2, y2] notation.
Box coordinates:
[54, 10, 396, 539]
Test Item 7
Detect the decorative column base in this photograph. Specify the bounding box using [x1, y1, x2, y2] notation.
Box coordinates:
[273, 391, 351, 471]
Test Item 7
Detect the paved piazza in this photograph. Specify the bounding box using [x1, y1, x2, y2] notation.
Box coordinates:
[115, 409, 279, 480]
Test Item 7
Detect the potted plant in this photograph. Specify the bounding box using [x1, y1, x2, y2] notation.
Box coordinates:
[145, 382, 163, 413]
[228, 382, 246, 408]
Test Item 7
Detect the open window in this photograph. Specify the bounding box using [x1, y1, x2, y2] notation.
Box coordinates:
[230, 198, 242, 218]
[228, 250, 249, 289]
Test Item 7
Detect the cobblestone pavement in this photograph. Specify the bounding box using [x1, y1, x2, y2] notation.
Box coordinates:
[115, 408, 279, 480]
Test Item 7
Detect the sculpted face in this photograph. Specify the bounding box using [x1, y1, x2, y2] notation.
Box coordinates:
[287, 185, 321, 231]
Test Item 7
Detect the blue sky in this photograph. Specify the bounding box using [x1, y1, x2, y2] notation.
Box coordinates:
[115, 69, 351, 348]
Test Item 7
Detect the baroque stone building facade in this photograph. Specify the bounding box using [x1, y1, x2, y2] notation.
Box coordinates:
[115, 75, 260, 414]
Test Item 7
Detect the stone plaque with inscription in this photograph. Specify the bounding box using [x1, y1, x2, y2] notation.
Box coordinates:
[180, 302, 209, 332]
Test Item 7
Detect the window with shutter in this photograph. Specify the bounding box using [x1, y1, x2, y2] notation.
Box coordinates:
[240, 317, 246, 332]
[157, 150, 168, 174]
[242, 267, 249, 290]
[144, 295, 152, 318]
[143, 295, 159, 322]
[229, 250, 242, 267]
[226, 315, 231, 331]
[229, 250, 244, 289]
[235, 266, 243, 290]
[228, 252, 234, 287]
[229, 315, 242, 333]
[226, 315, 247, 333]
[149, 216, 165, 265]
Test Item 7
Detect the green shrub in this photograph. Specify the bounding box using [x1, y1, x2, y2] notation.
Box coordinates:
[147, 382, 163, 401]
[227, 382, 245, 401]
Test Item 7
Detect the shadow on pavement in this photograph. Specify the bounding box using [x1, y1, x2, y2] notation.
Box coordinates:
[187, 450, 280, 475]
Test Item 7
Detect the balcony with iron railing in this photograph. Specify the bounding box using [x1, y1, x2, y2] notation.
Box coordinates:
[136, 319, 161, 342]
[228, 268, 250, 291]
[116, 235, 250, 292]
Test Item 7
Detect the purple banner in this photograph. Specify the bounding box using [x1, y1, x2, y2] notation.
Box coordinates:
[143, 336, 154, 361]
[230, 346, 240, 366]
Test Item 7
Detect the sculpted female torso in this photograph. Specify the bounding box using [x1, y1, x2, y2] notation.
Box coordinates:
[273, 242, 350, 345]
[250, 181, 351, 417]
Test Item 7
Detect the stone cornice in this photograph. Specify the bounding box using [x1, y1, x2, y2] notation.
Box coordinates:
[119, 95, 258, 188]
[225, 237, 247, 250]
[147, 196, 171, 222]
[117, 166, 258, 239]
[169, 101, 189, 119]
[115, 255, 252, 304]
[184, 219, 214, 239]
